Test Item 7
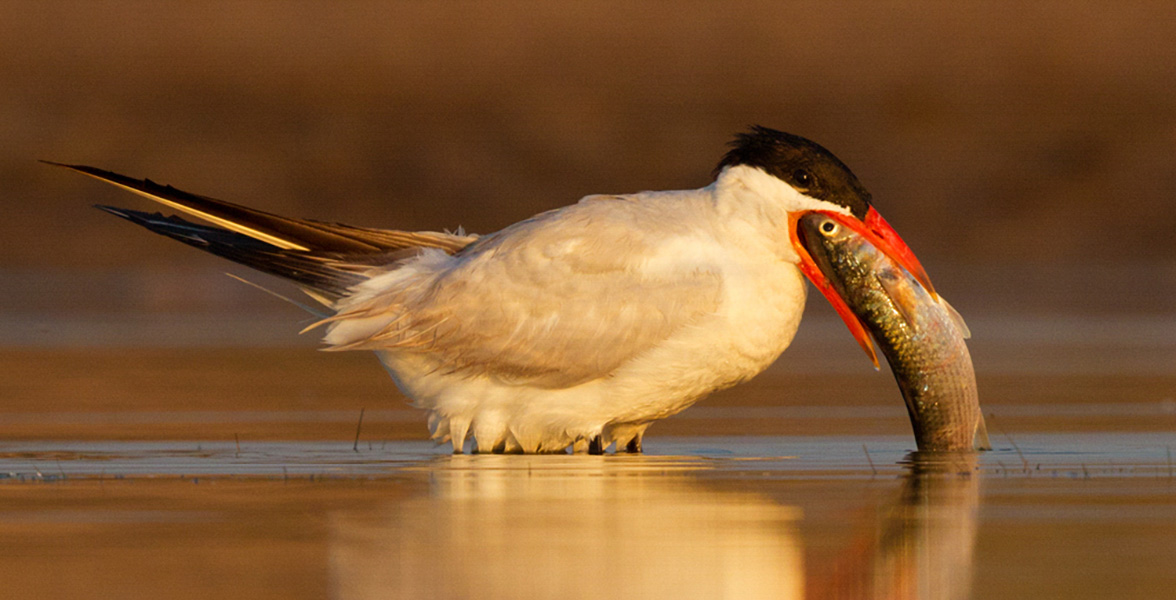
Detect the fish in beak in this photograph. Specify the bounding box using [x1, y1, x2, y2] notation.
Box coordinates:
[791, 207, 937, 369]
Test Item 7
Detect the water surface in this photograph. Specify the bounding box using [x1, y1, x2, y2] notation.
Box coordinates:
[0, 317, 1173, 599]
[1, 433, 1173, 600]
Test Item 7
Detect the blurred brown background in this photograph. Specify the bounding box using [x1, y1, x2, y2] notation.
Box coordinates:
[3, 1, 1176, 327]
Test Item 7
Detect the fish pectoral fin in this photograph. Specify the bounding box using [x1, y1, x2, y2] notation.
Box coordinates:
[973, 410, 992, 451]
[874, 271, 919, 331]
[939, 295, 972, 339]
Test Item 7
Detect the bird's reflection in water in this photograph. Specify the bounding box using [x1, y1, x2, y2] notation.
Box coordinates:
[327, 452, 980, 600]
[328, 455, 804, 599]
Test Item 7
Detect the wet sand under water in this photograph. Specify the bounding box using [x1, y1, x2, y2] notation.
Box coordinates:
[1, 344, 1174, 599]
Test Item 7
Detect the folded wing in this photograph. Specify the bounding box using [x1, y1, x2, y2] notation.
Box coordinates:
[323, 199, 724, 387]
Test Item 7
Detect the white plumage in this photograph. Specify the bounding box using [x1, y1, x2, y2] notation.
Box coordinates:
[58, 127, 882, 454]
[319, 166, 847, 452]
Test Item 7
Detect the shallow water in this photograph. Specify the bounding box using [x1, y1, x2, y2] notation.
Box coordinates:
[1, 318, 1174, 599]
[1, 434, 1174, 599]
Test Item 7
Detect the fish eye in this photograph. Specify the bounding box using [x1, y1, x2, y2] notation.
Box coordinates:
[792, 169, 814, 188]
[819, 220, 839, 236]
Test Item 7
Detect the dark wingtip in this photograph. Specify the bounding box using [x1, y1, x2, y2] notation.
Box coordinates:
[42, 161, 146, 188]
[40, 160, 96, 173]
[94, 204, 134, 219]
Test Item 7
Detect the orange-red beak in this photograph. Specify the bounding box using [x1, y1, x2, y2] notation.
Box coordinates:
[790, 207, 937, 369]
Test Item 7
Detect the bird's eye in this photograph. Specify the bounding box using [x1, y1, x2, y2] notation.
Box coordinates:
[792, 169, 813, 188]
[819, 220, 839, 236]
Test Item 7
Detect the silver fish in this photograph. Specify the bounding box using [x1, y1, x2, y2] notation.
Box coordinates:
[798, 212, 990, 451]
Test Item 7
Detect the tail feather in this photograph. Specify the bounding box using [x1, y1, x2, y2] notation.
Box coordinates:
[52, 162, 478, 301]
[97, 206, 370, 300]
[47, 161, 475, 254]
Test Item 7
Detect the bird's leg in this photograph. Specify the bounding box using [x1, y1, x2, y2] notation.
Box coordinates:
[588, 435, 605, 455]
[624, 436, 643, 454]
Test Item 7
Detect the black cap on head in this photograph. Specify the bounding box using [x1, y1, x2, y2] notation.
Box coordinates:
[715, 126, 873, 219]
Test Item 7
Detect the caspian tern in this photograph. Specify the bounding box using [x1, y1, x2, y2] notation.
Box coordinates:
[50, 126, 933, 454]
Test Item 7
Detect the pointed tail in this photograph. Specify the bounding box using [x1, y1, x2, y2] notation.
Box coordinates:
[51, 162, 476, 302]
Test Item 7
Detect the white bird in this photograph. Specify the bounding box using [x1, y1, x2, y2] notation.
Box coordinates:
[50, 127, 933, 454]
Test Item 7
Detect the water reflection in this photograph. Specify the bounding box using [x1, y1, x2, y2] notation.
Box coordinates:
[327, 453, 980, 600]
[329, 455, 803, 599]
[818, 453, 981, 600]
